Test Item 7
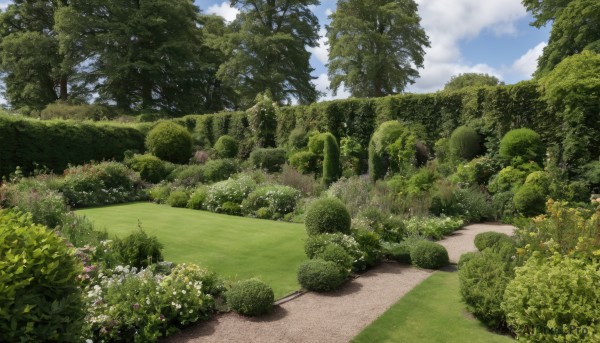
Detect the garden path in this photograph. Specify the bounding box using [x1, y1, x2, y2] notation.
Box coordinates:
[166, 223, 515, 343]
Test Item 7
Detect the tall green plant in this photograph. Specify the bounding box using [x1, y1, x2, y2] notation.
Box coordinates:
[322, 133, 341, 185]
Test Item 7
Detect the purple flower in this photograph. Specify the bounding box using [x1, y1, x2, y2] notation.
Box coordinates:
[132, 303, 140, 310]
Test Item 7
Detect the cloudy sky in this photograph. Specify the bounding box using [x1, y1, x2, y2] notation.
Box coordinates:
[202, 0, 551, 100]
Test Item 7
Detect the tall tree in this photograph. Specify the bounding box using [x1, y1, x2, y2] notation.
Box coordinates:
[521, 0, 573, 28]
[327, 0, 429, 98]
[535, 0, 600, 77]
[444, 73, 503, 91]
[55, 0, 210, 114]
[0, 0, 74, 110]
[217, 0, 320, 108]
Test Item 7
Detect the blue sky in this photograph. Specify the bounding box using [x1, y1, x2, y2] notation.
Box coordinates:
[201, 0, 551, 100]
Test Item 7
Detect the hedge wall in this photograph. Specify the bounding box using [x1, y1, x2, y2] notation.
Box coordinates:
[0, 115, 145, 178]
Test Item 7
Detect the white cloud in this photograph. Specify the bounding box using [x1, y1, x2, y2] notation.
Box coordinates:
[0, 2, 10, 10]
[206, 2, 240, 23]
[308, 28, 329, 64]
[325, 8, 333, 17]
[511, 41, 546, 78]
[314, 73, 351, 101]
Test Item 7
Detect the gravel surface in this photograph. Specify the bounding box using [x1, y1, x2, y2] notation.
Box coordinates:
[166, 223, 515, 343]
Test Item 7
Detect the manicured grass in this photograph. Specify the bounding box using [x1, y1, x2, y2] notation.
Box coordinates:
[352, 271, 514, 343]
[77, 202, 306, 299]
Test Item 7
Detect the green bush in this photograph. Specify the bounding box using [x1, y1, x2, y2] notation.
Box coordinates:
[2, 183, 68, 228]
[410, 241, 449, 269]
[314, 243, 353, 276]
[499, 128, 545, 165]
[289, 151, 319, 174]
[353, 229, 382, 269]
[381, 242, 412, 264]
[524, 170, 551, 191]
[242, 185, 300, 217]
[288, 127, 308, 150]
[214, 135, 239, 158]
[247, 93, 277, 147]
[459, 249, 514, 330]
[146, 121, 193, 164]
[305, 197, 351, 236]
[0, 210, 84, 342]
[448, 126, 481, 161]
[148, 183, 172, 204]
[434, 137, 450, 162]
[491, 191, 516, 220]
[220, 201, 242, 215]
[474, 232, 512, 252]
[307, 132, 326, 155]
[457, 251, 479, 269]
[454, 156, 497, 186]
[304, 233, 362, 262]
[204, 176, 257, 213]
[407, 168, 437, 195]
[187, 187, 207, 210]
[113, 228, 164, 269]
[249, 148, 287, 172]
[322, 132, 341, 185]
[487, 166, 527, 193]
[513, 184, 546, 217]
[40, 102, 116, 121]
[297, 259, 346, 292]
[502, 256, 600, 342]
[404, 216, 464, 240]
[227, 279, 274, 316]
[167, 190, 189, 208]
[203, 159, 240, 183]
[128, 154, 169, 183]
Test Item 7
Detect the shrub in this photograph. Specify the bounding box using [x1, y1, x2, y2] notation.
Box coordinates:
[148, 183, 172, 203]
[0, 210, 84, 342]
[227, 279, 274, 316]
[502, 256, 600, 342]
[113, 228, 164, 269]
[305, 197, 351, 236]
[407, 168, 437, 195]
[249, 148, 287, 172]
[242, 185, 300, 217]
[459, 249, 514, 330]
[297, 259, 346, 292]
[187, 187, 207, 210]
[369, 121, 415, 181]
[410, 241, 449, 269]
[381, 242, 412, 264]
[214, 135, 239, 158]
[353, 229, 382, 269]
[169, 164, 205, 186]
[434, 137, 450, 162]
[524, 170, 551, 191]
[145, 121, 193, 164]
[40, 102, 116, 121]
[288, 127, 308, 150]
[487, 166, 527, 193]
[513, 184, 546, 217]
[499, 128, 545, 165]
[448, 126, 481, 161]
[454, 156, 497, 186]
[167, 190, 189, 208]
[304, 233, 362, 261]
[491, 191, 516, 220]
[457, 251, 479, 269]
[220, 201, 243, 215]
[322, 132, 341, 185]
[404, 216, 464, 240]
[289, 151, 319, 174]
[247, 93, 277, 147]
[327, 176, 371, 217]
[204, 176, 257, 213]
[277, 164, 323, 196]
[307, 132, 326, 155]
[203, 159, 240, 183]
[128, 154, 169, 183]
[2, 184, 67, 228]
[314, 243, 353, 276]
[474, 232, 512, 252]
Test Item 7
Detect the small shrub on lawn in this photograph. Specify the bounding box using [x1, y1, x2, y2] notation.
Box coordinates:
[214, 135, 239, 158]
[204, 176, 257, 213]
[113, 228, 163, 269]
[410, 241, 449, 269]
[227, 279, 274, 316]
[289, 151, 319, 174]
[127, 154, 169, 183]
[187, 187, 207, 210]
[513, 184, 546, 217]
[474, 231, 512, 252]
[220, 201, 242, 216]
[148, 183, 172, 203]
[305, 197, 351, 236]
[449, 126, 481, 161]
[499, 128, 545, 166]
[297, 259, 346, 292]
[167, 190, 189, 208]
[314, 243, 353, 276]
[146, 121, 193, 164]
[249, 148, 287, 172]
[242, 185, 301, 217]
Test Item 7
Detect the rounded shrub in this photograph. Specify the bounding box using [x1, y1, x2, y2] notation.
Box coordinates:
[304, 197, 351, 236]
[167, 190, 189, 208]
[499, 128, 545, 165]
[187, 187, 207, 210]
[314, 243, 353, 275]
[249, 148, 287, 172]
[304, 233, 361, 262]
[145, 121, 192, 164]
[242, 185, 300, 216]
[203, 159, 240, 183]
[113, 228, 163, 269]
[524, 170, 550, 191]
[487, 166, 527, 193]
[474, 232, 512, 252]
[353, 228, 382, 268]
[382, 242, 412, 264]
[502, 256, 600, 342]
[128, 154, 169, 183]
[449, 126, 481, 161]
[0, 210, 84, 342]
[457, 251, 479, 269]
[289, 151, 318, 174]
[214, 135, 239, 158]
[410, 241, 449, 269]
[288, 127, 308, 150]
[297, 259, 346, 292]
[307, 132, 326, 155]
[226, 279, 274, 316]
[513, 184, 546, 217]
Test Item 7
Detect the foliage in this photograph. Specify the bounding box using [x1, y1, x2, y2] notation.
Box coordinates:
[327, 176, 372, 217]
[327, 0, 430, 97]
[187, 187, 207, 210]
[513, 184, 546, 217]
[276, 164, 324, 196]
[0, 210, 84, 342]
[242, 185, 301, 217]
[1, 181, 68, 228]
[249, 148, 287, 172]
[499, 128, 545, 166]
[448, 126, 481, 161]
[313, 243, 353, 276]
[203, 159, 240, 183]
[297, 259, 346, 292]
[444, 73, 503, 91]
[214, 135, 239, 159]
[353, 229, 382, 268]
[410, 240, 449, 269]
[407, 167, 437, 195]
[340, 136, 365, 176]
[289, 151, 319, 174]
[167, 190, 189, 208]
[404, 216, 464, 240]
[145, 122, 193, 164]
[41, 103, 117, 121]
[227, 279, 274, 316]
[488, 166, 527, 193]
[288, 127, 309, 150]
[454, 156, 497, 186]
[502, 255, 600, 343]
[524, 170, 551, 191]
[113, 228, 164, 269]
[204, 176, 257, 213]
[369, 121, 416, 180]
[128, 154, 170, 184]
[304, 233, 362, 261]
[381, 242, 412, 264]
[521, 0, 572, 28]
[304, 197, 352, 236]
[491, 191, 517, 221]
[474, 232, 513, 252]
[457, 251, 479, 269]
[322, 132, 341, 185]
[246, 93, 278, 147]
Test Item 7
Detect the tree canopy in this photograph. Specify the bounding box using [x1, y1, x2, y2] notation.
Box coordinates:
[443, 73, 503, 91]
[521, 0, 573, 28]
[327, 0, 429, 98]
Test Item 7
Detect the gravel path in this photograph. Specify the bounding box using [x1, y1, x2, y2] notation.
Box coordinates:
[167, 223, 515, 343]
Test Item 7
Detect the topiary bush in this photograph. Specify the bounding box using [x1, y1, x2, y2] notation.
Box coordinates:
[381, 242, 412, 264]
[499, 128, 545, 165]
[410, 241, 449, 269]
[128, 154, 170, 184]
[502, 256, 600, 342]
[449, 126, 481, 161]
[487, 166, 528, 193]
[249, 148, 287, 172]
[288, 127, 308, 150]
[0, 210, 84, 342]
[214, 135, 239, 158]
[289, 151, 319, 174]
[322, 132, 341, 185]
[474, 232, 512, 252]
[203, 159, 240, 183]
[524, 170, 551, 191]
[314, 243, 353, 276]
[304, 197, 351, 236]
[297, 259, 346, 292]
[113, 228, 164, 269]
[167, 190, 189, 208]
[513, 184, 546, 217]
[145, 121, 193, 164]
[226, 279, 274, 316]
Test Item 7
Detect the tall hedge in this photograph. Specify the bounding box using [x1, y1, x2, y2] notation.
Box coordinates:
[0, 115, 145, 178]
[322, 133, 341, 185]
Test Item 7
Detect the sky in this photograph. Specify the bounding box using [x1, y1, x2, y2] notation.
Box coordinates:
[201, 0, 551, 101]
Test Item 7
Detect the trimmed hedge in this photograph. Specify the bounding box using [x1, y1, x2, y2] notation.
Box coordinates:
[146, 121, 193, 164]
[410, 241, 449, 269]
[474, 232, 512, 252]
[226, 279, 274, 316]
[304, 198, 351, 236]
[297, 259, 346, 292]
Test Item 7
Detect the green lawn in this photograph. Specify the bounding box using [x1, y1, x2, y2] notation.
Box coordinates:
[352, 271, 515, 343]
[77, 202, 307, 299]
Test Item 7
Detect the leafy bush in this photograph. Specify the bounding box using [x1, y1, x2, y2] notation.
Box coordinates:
[113, 228, 164, 269]
[297, 259, 346, 292]
[288, 127, 308, 150]
[454, 156, 497, 186]
[369, 121, 415, 181]
[353, 229, 382, 269]
[247, 93, 277, 147]
[305, 197, 351, 236]
[381, 242, 412, 264]
[322, 132, 341, 185]
[404, 216, 464, 240]
[203, 159, 240, 183]
[204, 176, 257, 213]
[242, 185, 300, 217]
[474, 232, 512, 252]
[0, 210, 84, 342]
[410, 241, 449, 269]
[502, 256, 600, 342]
[277, 164, 323, 196]
[187, 187, 207, 210]
[457, 251, 479, 269]
[146, 121, 193, 164]
[167, 190, 189, 208]
[407, 168, 437, 195]
[513, 184, 546, 217]
[148, 183, 172, 204]
[491, 191, 516, 220]
[169, 164, 205, 186]
[314, 243, 353, 276]
[448, 126, 481, 161]
[328, 176, 371, 217]
[128, 154, 170, 184]
[214, 135, 239, 158]
[434, 137, 450, 162]
[289, 151, 319, 174]
[227, 279, 274, 316]
[459, 249, 514, 330]
[307, 132, 326, 155]
[249, 148, 287, 172]
[487, 166, 527, 193]
[2, 183, 67, 228]
[40, 102, 116, 121]
[524, 170, 551, 191]
[499, 128, 545, 165]
[304, 233, 362, 261]
[58, 212, 108, 248]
